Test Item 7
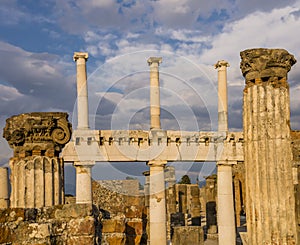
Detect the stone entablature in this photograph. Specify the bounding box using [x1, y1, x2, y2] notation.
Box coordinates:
[3, 112, 72, 158]
[62, 130, 244, 162]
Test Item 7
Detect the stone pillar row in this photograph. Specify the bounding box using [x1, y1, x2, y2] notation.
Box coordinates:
[241, 48, 298, 244]
[9, 156, 64, 208]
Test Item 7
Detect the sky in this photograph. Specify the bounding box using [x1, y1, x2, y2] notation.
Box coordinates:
[1, 0, 300, 190]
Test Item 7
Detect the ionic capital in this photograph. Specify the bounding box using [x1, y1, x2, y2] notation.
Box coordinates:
[147, 160, 167, 167]
[214, 60, 230, 69]
[147, 57, 162, 66]
[74, 160, 95, 167]
[73, 52, 88, 62]
[3, 112, 72, 158]
[143, 170, 150, 176]
[217, 160, 237, 166]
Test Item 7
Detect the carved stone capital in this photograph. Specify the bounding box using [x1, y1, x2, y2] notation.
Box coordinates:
[147, 160, 167, 167]
[147, 57, 162, 66]
[3, 112, 72, 157]
[73, 52, 88, 61]
[217, 160, 237, 166]
[240, 48, 296, 82]
[214, 60, 230, 69]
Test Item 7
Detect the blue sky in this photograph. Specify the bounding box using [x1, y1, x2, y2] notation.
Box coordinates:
[1, 0, 300, 187]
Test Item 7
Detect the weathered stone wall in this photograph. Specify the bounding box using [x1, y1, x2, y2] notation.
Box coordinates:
[166, 184, 202, 241]
[0, 204, 100, 245]
[167, 184, 201, 216]
[96, 179, 140, 196]
[92, 180, 147, 245]
[172, 226, 204, 245]
[200, 175, 217, 234]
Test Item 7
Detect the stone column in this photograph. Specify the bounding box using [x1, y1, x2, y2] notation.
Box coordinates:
[143, 170, 150, 207]
[148, 160, 167, 245]
[74, 161, 94, 204]
[0, 167, 9, 208]
[147, 57, 162, 130]
[3, 112, 72, 208]
[143, 170, 150, 245]
[215, 60, 235, 244]
[234, 178, 242, 227]
[241, 48, 298, 244]
[217, 161, 236, 244]
[73, 52, 89, 130]
[165, 165, 176, 187]
[215, 60, 229, 132]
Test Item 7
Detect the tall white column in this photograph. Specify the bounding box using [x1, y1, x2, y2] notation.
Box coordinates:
[0, 167, 9, 208]
[217, 161, 236, 245]
[147, 57, 162, 130]
[143, 170, 150, 245]
[148, 160, 167, 245]
[215, 60, 229, 133]
[74, 161, 94, 204]
[73, 52, 89, 130]
[143, 170, 150, 207]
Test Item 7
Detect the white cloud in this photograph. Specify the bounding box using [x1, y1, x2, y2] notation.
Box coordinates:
[2, 1, 300, 136]
[200, 6, 300, 66]
[0, 41, 75, 115]
[0, 84, 23, 101]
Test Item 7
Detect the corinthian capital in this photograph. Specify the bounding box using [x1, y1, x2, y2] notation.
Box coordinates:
[240, 48, 296, 81]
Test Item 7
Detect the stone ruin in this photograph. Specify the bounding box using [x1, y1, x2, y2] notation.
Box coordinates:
[0, 48, 299, 245]
[3, 112, 72, 208]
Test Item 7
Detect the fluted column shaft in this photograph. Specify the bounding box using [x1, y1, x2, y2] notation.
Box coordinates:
[148, 57, 162, 130]
[74, 52, 89, 130]
[241, 48, 297, 244]
[9, 156, 64, 208]
[0, 167, 9, 208]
